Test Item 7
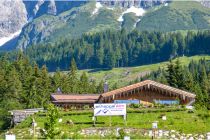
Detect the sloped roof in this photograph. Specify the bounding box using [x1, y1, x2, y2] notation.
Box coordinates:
[51, 94, 99, 103]
[100, 80, 196, 99]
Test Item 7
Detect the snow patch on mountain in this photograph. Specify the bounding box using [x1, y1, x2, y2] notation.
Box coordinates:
[92, 2, 103, 15]
[0, 30, 21, 46]
[106, 7, 114, 10]
[134, 18, 141, 28]
[118, 6, 145, 22]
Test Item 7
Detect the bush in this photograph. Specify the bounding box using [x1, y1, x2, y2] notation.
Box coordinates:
[61, 132, 68, 139]
[187, 110, 194, 113]
[130, 104, 141, 108]
[15, 117, 32, 129]
[118, 129, 125, 139]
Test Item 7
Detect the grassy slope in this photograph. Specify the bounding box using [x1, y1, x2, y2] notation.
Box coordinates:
[138, 1, 210, 32]
[4, 109, 210, 139]
[74, 55, 210, 88]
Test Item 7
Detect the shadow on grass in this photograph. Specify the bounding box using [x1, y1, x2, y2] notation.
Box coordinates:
[87, 68, 112, 73]
[74, 122, 105, 125]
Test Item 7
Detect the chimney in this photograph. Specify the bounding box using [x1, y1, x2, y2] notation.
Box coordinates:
[56, 88, 62, 94]
[104, 81, 109, 93]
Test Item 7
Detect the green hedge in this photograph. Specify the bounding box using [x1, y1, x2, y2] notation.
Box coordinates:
[127, 108, 186, 113]
[38, 108, 186, 116]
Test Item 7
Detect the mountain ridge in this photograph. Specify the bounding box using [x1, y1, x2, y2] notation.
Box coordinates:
[1, 0, 210, 50]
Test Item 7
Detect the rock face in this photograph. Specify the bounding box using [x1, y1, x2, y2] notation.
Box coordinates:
[0, 0, 27, 38]
[23, 0, 86, 19]
[0, 0, 86, 48]
[201, 1, 210, 8]
[100, 0, 166, 9]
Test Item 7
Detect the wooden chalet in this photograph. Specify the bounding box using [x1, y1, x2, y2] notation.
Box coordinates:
[51, 94, 100, 108]
[51, 80, 196, 108]
[98, 80, 196, 105]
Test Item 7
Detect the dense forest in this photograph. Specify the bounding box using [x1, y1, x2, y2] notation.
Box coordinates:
[0, 54, 104, 130]
[134, 59, 210, 110]
[16, 29, 210, 71]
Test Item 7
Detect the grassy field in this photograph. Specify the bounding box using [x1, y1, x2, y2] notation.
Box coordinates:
[69, 55, 210, 88]
[138, 1, 210, 32]
[3, 108, 210, 139]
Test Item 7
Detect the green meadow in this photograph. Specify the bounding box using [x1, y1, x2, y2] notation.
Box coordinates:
[74, 55, 210, 87]
[3, 108, 210, 139]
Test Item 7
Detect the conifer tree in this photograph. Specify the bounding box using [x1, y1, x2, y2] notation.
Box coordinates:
[79, 72, 89, 93]
[97, 80, 104, 94]
[199, 66, 209, 107]
[39, 65, 51, 107]
[174, 59, 184, 89]
[67, 58, 78, 93]
[53, 69, 62, 91]
[166, 60, 177, 87]
[183, 69, 195, 92]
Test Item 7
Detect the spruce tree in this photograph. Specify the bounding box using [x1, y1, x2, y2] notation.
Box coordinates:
[199, 66, 209, 107]
[166, 60, 177, 87]
[97, 80, 104, 94]
[183, 69, 195, 92]
[67, 58, 78, 93]
[53, 68, 62, 91]
[174, 59, 184, 89]
[79, 72, 89, 93]
[39, 65, 51, 107]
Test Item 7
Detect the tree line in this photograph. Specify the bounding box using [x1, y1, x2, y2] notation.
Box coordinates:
[136, 58, 210, 109]
[0, 53, 104, 129]
[18, 29, 210, 71]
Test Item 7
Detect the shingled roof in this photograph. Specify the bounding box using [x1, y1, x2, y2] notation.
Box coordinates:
[51, 94, 100, 104]
[51, 80, 196, 105]
[99, 80, 196, 100]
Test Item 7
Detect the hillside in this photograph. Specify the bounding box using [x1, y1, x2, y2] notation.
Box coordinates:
[61, 55, 210, 88]
[137, 1, 210, 32]
[1, 1, 210, 49]
[16, 1, 210, 49]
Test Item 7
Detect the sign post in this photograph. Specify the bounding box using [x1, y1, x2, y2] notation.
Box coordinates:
[32, 118, 37, 138]
[152, 121, 158, 139]
[109, 116, 112, 126]
[94, 103, 126, 126]
[124, 115, 127, 126]
[92, 116, 96, 126]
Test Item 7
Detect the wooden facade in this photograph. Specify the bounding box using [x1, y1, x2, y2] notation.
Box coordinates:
[51, 80, 196, 107]
[98, 80, 195, 105]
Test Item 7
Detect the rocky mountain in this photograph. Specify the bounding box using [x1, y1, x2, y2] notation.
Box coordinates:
[0, 0, 210, 50]
[201, 0, 210, 8]
[0, 0, 87, 49]
[0, 0, 27, 46]
[101, 0, 167, 8]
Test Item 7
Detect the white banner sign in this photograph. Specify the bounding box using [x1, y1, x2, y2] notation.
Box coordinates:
[94, 103, 126, 116]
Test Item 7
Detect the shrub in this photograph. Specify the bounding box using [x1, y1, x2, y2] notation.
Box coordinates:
[118, 129, 125, 139]
[130, 104, 140, 108]
[15, 117, 32, 129]
[61, 132, 68, 139]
